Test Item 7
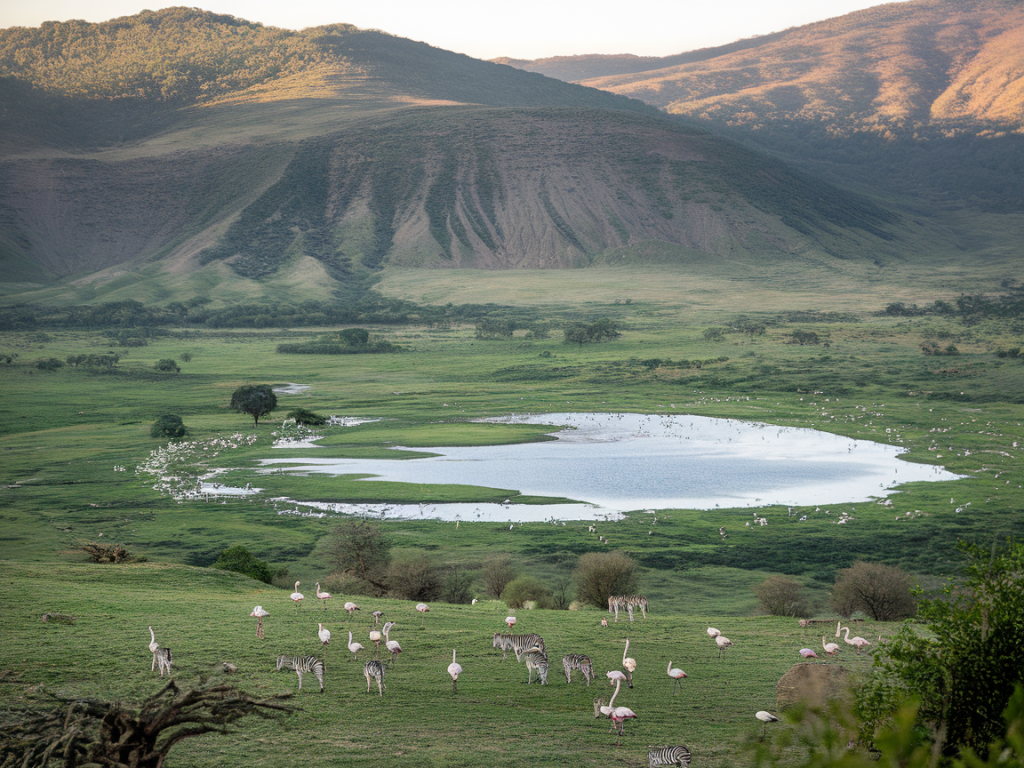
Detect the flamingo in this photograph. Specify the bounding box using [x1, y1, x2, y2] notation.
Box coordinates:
[838, 625, 872, 654]
[416, 603, 429, 624]
[505, 614, 517, 630]
[318, 623, 331, 646]
[383, 622, 402, 664]
[600, 677, 638, 746]
[148, 626, 160, 670]
[799, 648, 818, 659]
[290, 582, 304, 609]
[347, 631, 364, 661]
[622, 638, 636, 688]
[372, 610, 384, 625]
[715, 634, 733, 659]
[601, 618, 608, 627]
[822, 636, 841, 656]
[667, 661, 687, 694]
[344, 601, 360, 616]
[706, 627, 721, 638]
[250, 606, 268, 639]
[448, 649, 463, 693]
[756, 710, 779, 739]
[606, 670, 628, 685]
[315, 582, 331, 609]
[369, 628, 383, 656]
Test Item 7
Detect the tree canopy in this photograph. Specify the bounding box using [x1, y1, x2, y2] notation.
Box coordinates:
[229, 384, 277, 427]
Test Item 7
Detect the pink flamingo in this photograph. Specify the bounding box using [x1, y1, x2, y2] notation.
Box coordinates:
[250, 606, 268, 639]
[290, 582, 304, 609]
[383, 621, 402, 664]
[344, 601, 360, 616]
[715, 634, 733, 659]
[505, 613, 517, 630]
[667, 661, 687, 694]
[600, 677, 638, 745]
[416, 603, 429, 625]
[622, 638, 636, 688]
[799, 648, 818, 659]
[822, 636, 841, 656]
[315, 582, 331, 609]
[318, 623, 331, 646]
[838, 625, 871, 654]
[347, 631, 364, 661]
[369, 628, 383, 656]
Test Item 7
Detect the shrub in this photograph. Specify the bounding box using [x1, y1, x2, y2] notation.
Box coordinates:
[150, 414, 187, 438]
[574, 551, 639, 610]
[501, 576, 552, 609]
[323, 522, 391, 596]
[387, 556, 441, 601]
[441, 565, 474, 604]
[212, 545, 273, 584]
[753, 574, 811, 617]
[481, 554, 517, 598]
[154, 358, 180, 373]
[36, 357, 64, 370]
[286, 408, 327, 426]
[831, 561, 916, 621]
[81, 542, 132, 563]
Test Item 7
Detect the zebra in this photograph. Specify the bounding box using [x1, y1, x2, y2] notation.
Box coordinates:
[493, 633, 545, 662]
[648, 745, 692, 767]
[155, 648, 172, 678]
[364, 659, 386, 696]
[276, 655, 324, 693]
[493, 632, 514, 660]
[609, 595, 649, 622]
[562, 654, 595, 686]
[524, 648, 549, 685]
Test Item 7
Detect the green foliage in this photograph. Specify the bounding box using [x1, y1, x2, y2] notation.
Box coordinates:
[475, 318, 516, 339]
[35, 357, 63, 370]
[440, 565, 474, 604]
[154, 358, 180, 373]
[501, 575, 552, 609]
[323, 522, 392, 596]
[229, 384, 277, 427]
[563, 317, 621, 346]
[212, 545, 273, 584]
[387, 555, 441, 601]
[753, 574, 811, 617]
[285, 408, 326, 426]
[573, 551, 639, 609]
[149, 414, 187, 439]
[481, 554, 517, 598]
[857, 541, 1024, 756]
[831, 561, 916, 621]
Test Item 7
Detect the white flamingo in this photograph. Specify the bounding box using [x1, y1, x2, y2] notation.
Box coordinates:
[290, 582, 304, 609]
[706, 627, 721, 638]
[756, 710, 779, 739]
[667, 661, 687, 694]
[369, 628, 383, 656]
[622, 638, 636, 688]
[344, 601, 360, 616]
[838, 625, 872, 654]
[416, 603, 430, 625]
[715, 634, 733, 659]
[315, 582, 331, 609]
[383, 621, 402, 664]
[318, 623, 331, 646]
[601, 677, 638, 746]
[250, 606, 268, 639]
[148, 626, 160, 670]
[505, 613, 517, 630]
[347, 630, 364, 661]
[372, 610, 384, 625]
[799, 648, 818, 659]
[822, 636, 841, 656]
[448, 649, 463, 693]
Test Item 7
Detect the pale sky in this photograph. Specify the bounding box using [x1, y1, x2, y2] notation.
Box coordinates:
[0, 0, 910, 60]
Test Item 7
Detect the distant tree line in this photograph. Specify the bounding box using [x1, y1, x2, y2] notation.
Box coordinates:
[883, 285, 1024, 324]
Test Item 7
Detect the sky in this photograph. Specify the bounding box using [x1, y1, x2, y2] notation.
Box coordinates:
[0, 0, 910, 60]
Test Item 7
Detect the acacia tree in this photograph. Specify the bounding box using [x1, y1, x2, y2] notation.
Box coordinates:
[832, 561, 916, 621]
[754, 574, 811, 617]
[324, 521, 392, 596]
[481, 553, 517, 598]
[229, 384, 277, 427]
[574, 551, 639, 609]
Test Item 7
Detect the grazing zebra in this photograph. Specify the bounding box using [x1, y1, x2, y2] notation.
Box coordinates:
[364, 659, 386, 696]
[276, 655, 325, 693]
[562, 654, 595, 686]
[608, 595, 649, 623]
[524, 648, 549, 685]
[155, 647, 172, 677]
[648, 745, 692, 767]
[493, 632, 545, 662]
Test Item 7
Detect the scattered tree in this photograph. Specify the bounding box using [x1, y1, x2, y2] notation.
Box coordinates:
[563, 318, 621, 347]
[387, 556, 441, 601]
[154, 358, 180, 373]
[857, 541, 1024, 756]
[481, 553, 517, 599]
[323, 522, 392, 596]
[501, 576, 552, 609]
[790, 330, 821, 345]
[831, 561, 916, 621]
[286, 408, 327, 426]
[441, 565, 474, 604]
[212, 545, 273, 584]
[574, 551, 639, 610]
[81, 542, 132, 563]
[179, 352, 193, 362]
[229, 384, 277, 427]
[703, 327, 727, 342]
[35, 358, 64, 371]
[754, 574, 811, 617]
[150, 414, 187, 438]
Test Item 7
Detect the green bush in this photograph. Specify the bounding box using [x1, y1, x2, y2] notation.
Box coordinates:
[573, 551, 639, 609]
[212, 545, 273, 584]
[154, 358, 180, 373]
[286, 408, 327, 426]
[150, 414, 187, 438]
[753, 574, 811, 617]
[36, 358, 64, 371]
[501, 576, 552, 609]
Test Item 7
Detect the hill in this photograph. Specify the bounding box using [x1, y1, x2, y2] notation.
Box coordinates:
[0, 8, 943, 307]
[500, 0, 1024, 211]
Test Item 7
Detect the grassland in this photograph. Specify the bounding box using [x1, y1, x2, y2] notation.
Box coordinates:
[1, 263, 1023, 766]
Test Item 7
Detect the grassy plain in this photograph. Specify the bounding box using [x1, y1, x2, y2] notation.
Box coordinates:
[1, 262, 1023, 766]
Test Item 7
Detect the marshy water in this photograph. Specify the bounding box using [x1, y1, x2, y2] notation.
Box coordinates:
[252, 412, 962, 522]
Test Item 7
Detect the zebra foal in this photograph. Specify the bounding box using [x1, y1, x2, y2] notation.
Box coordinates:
[648, 745, 691, 767]
[562, 653, 595, 686]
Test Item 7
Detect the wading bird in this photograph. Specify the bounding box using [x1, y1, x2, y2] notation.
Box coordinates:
[448, 649, 463, 693]
[715, 634, 733, 659]
[315, 583, 331, 609]
[667, 661, 687, 694]
[756, 710, 779, 739]
[290, 582, 304, 609]
[250, 606, 268, 639]
[838, 625, 872, 654]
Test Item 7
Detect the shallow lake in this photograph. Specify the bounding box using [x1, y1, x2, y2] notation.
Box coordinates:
[254, 412, 962, 522]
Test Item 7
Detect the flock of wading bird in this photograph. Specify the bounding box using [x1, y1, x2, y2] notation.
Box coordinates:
[145, 584, 870, 767]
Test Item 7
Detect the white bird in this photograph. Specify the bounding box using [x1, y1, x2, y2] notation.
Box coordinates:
[799, 648, 818, 659]
[315, 582, 331, 609]
[250, 606, 268, 639]
[622, 638, 636, 688]
[756, 710, 779, 739]
[822, 636, 841, 656]
[290, 582, 304, 609]
[318, 623, 331, 646]
[344, 601, 360, 616]
[706, 627, 721, 638]
[715, 634, 733, 659]
[148, 626, 160, 670]
[838, 625, 872, 654]
[369, 628, 383, 656]
[601, 677, 638, 746]
[505, 615, 517, 629]
[372, 610, 384, 625]
[667, 661, 687, 694]
[383, 622, 402, 663]
[448, 649, 463, 693]
[348, 630, 364, 660]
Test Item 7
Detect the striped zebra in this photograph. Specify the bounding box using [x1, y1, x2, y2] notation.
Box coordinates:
[609, 594, 649, 622]
[364, 659, 386, 696]
[493, 633, 545, 662]
[276, 655, 324, 692]
[155, 648, 172, 678]
[524, 648, 549, 685]
[562, 654, 595, 686]
[648, 745, 692, 767]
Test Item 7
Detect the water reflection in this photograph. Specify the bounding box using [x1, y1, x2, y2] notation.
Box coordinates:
[255, 412, 961, 521]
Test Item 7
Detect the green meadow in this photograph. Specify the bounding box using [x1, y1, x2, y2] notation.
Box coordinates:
[1, 263, 1023, 765]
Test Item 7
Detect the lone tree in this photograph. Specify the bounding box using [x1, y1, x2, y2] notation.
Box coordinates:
[831, 560, 916, 621]
[229, 384, 277, 427]
[151, 414, 187, 438]
[753, 574, 811, 617]
[324, 521, 392, 597]
[574, 551, 639, 609]
[213, 545, 273, 584]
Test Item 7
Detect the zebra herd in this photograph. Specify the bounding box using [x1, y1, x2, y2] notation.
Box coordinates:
[608, 594, 649, 623]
